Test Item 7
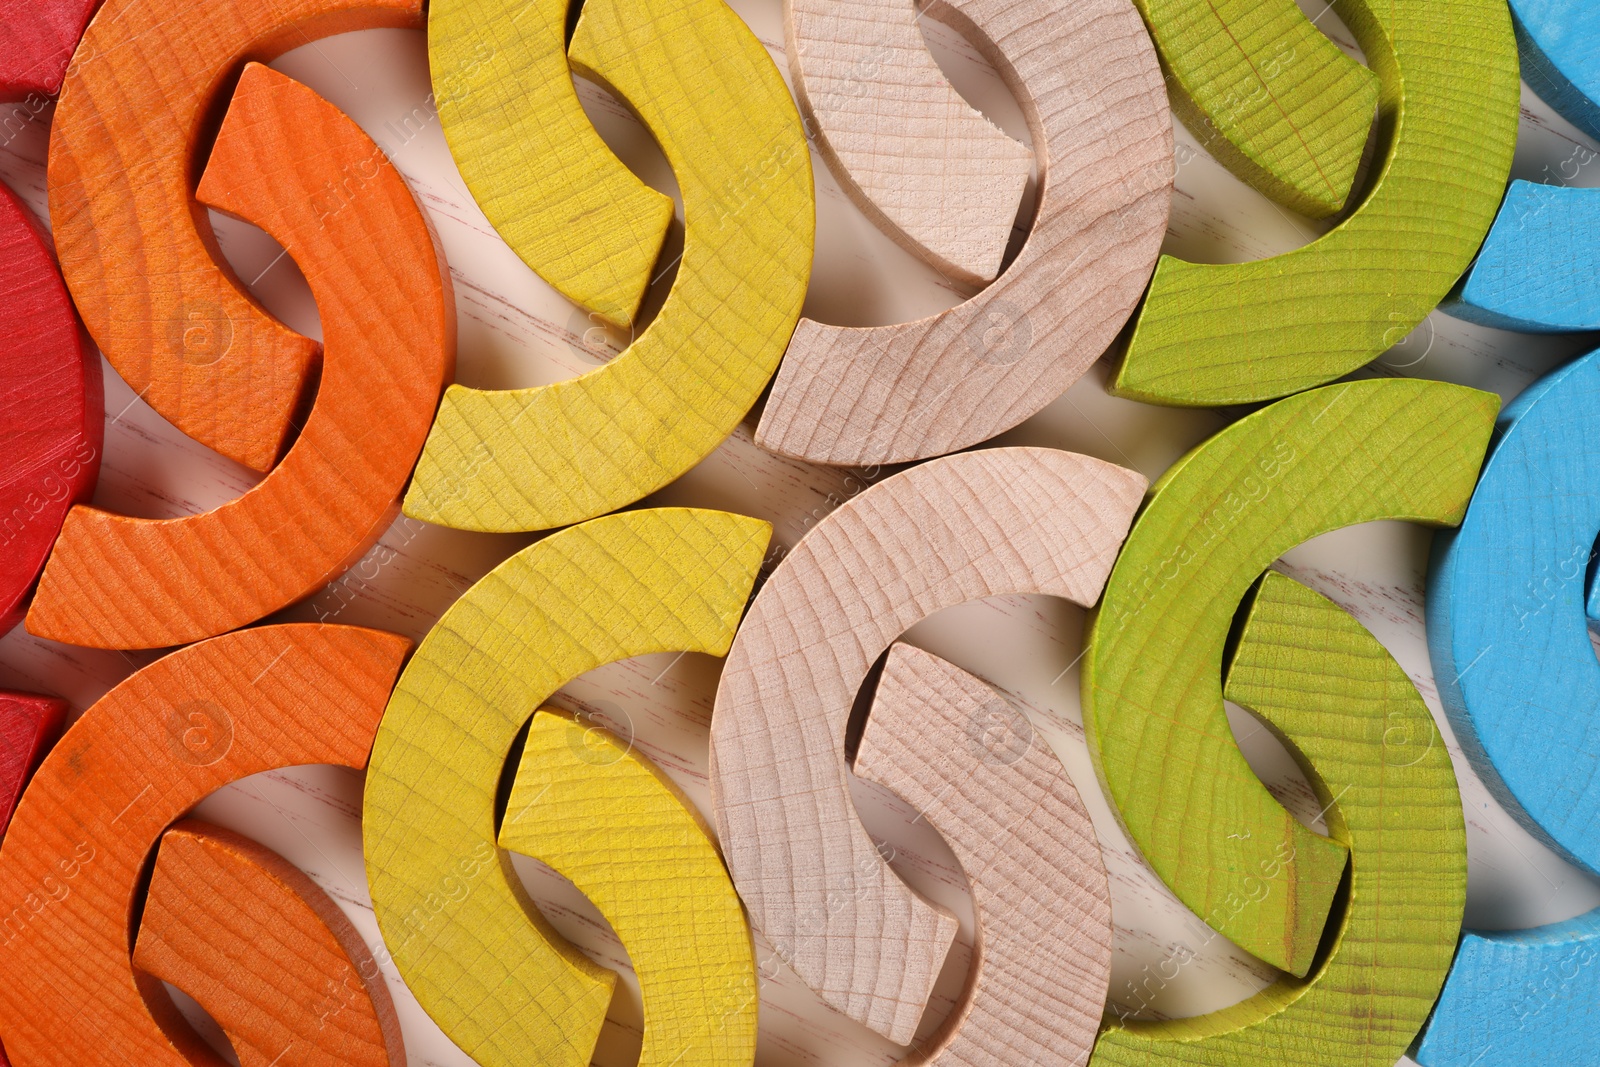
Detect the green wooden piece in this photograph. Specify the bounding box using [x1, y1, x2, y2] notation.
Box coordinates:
[1082, 379, 1493, 978]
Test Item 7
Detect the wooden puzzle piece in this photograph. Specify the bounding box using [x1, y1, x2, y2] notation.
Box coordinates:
[0, 0, 100, 98]
[1093, 572, 1466, 1066]
[1413, 906, 1600, 1067]
[0, 623, 410, 1067]
[854, 645, 1111, 1067]
[1429, 350, 1600, 877]
[133, 820, 405, 1067]
[498, 711, 757, 1067]
[784, 0, 1032, 285]
[756, 0, 1170, 467]
[1446, 182, 1600, 332]
[46, 0, 423, 473]
[27, 63, 453, 650]
[1133, 0, 1378, 218]
[0, 180, 101, 637]
[1508, 0, 1600, 141]
[0, 692, 65, 841]
[364, 508, 769, 1067]
[1083, 379, 1495, 977]
[1111, 0, 1519, 407]
[429, 0, 672, 328]
[710, 447, 1144, 1043]
[403, 0, 812, 532]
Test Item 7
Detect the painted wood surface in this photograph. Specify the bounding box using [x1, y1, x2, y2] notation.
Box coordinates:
[0, 0, 99, 98]
[429, 0, 672, 328]
[1094, 572, 1466, 1065]
[499, 711, 757, 1067]
[404, 0, 811, 532]
[0, 624, 409, 1067]
[1510, 0, 1600, 142]
[711, 447, 1143, 1043]
[756, 0, 1170, 467]
[364, 508, 769, 1067]
[0, 178, 100, 636]
[1447, 181, 1600, 333]
[133, 819, 405, 1067]
[1111, 0, 1520, 406]
[46, 0, 423, 473]
[28, 63, 452, 650]
[855, 645, 1111, 1067]
[1084, 379, 1495, 978]
[0, 691, 64, 839]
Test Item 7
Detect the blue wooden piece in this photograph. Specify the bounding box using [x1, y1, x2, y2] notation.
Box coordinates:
[1509, 0, 1600, 141]
[1447, 182, 1600, 332]
[1429, 348, 1600, 874]
[1413, 906, 1600, 1066]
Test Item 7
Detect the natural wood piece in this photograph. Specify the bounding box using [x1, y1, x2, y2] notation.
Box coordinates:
[498, 711, 757, 1067]
[430, 0, 672, 329]
[709, 447, 1144, 1043]
[364, 508, 770, 1067]
[46, 0, 423, 473]
[28, 63, 453, 650]
[1083, 379, 1495, 978]
[133, 819, 405, 1067]
[1447, 181, 1600, 332]
[756, 0, 1171, 466]
[404, 0, 812, 532]
[0, 691, 66, 839]
[0, 0, 100, 98]
[1111, 0, 1519, 407]
[1093, 572, 1466, 1066]
[1133, 0, 1378, 218]
[1509, 0, 1600, 141]
[785, 0, 1031, 285]
[0, 179, 101, 637]
[0, 623, 410, 1067]
[855, 645, 1111, 1067]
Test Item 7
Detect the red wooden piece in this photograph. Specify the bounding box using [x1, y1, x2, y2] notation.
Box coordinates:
[0, 0, 100, 100]
[0, 691, 65, 840]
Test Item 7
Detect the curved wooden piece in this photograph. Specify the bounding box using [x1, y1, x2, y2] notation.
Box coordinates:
[855, 645, 1111, 1067]
[363, 508, 770, 1067]
[429, 0, 671, 328]
[0, 0, 99, 98]
[710, 447, 1145, 1042]
[498, 711, 757, 1067]
[28, 63, 453, 650]
[1428, 350, 1600, 876]
[1509, 0, 1600, 141]
[403, 0, 812, 532]
[0, 691, 66, 840]
[0, 180, 101, 636]
[46, 0, 423, 473]
[1447, 182, 1600, 333]
[1413, 906, 1600, 1067]
[1093, 572, 1466, 1066]
[133, 820, 404, 1067]
[1083, 379, 1494, 977]
[0, 624, 410, 1067]
[785, 0, 1031, 285]
[1110, 0, 1519, 407]
[756, 0, 1170, 467]
[1134, 0, 1378, 218]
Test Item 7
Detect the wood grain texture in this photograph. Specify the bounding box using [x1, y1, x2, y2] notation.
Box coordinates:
[28, 63, 453, 650]
[1413, 905, 1600, 1067]
[133, 819, 405, 1067]
[0, 178, 100, 637]
[1509, 0, 1600, 141]
[0, 623, 410, 1067]
[1083, 379, 1494, 978]
[498, 710, 757, 1067]
[0, 691, 65, 839]
[364, 508, 770, 1067]
[1446, 181, 1600, 333]
[1133, 0, 1378, 218]
[0, 0, 99, 98]
[1094, 571, 1466, 1065]
[429, 0, 672, 329]
[784, 0, 1031, 285]
[854, 645, 1111, 1067]
[1111, 0, 1520, 407]
[756, 0, 1171, 466]
[46, 0, 423, 473]
[404, 0, 812, 532]
[1428, 349, 1600, 878]
[710, 447, 1144, 1043]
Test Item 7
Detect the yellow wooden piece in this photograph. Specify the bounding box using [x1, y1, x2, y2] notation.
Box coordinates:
[404, 0, 814, 533]
[429, 0, 671, 328]
[499, 711, 757, 1067]
[363, 508, 770, 1067]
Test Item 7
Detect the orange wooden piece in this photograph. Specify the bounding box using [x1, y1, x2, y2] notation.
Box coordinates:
[0, 623, 409, 1067]
[135, 820, 405, 1067]
[27, 63, 454, 651]
[46, 0, 423, 472]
